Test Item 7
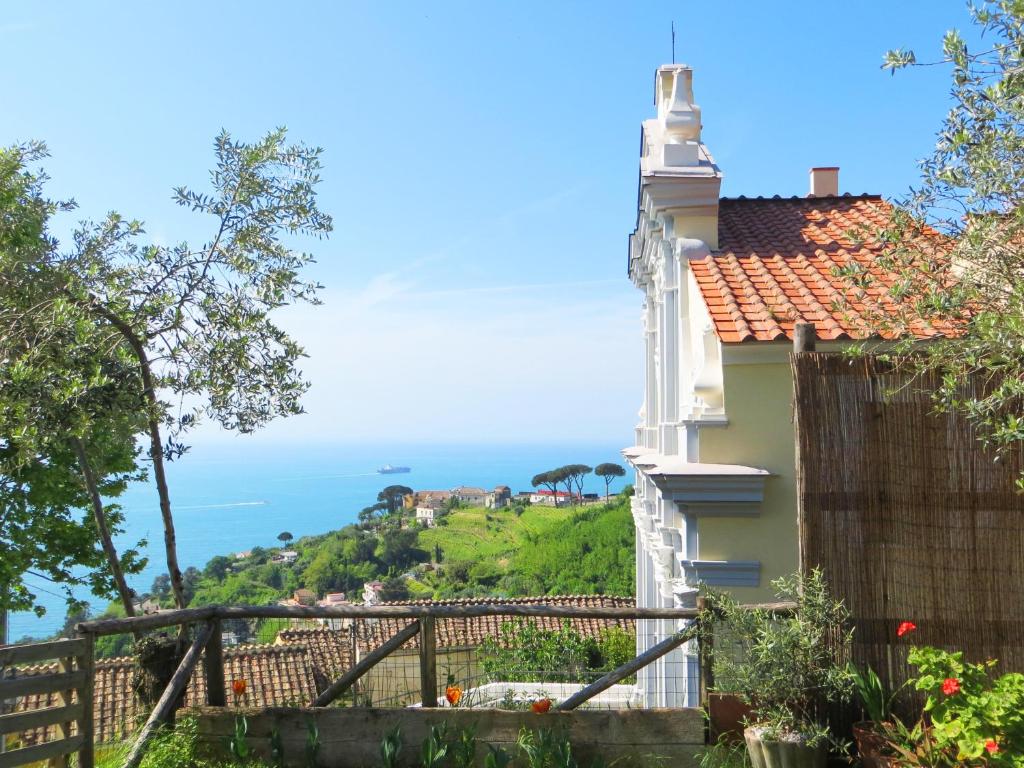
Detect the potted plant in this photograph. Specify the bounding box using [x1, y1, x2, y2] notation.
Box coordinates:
[879, 639, 1024, 765]
[850, 663, 900, 767]
[708, 569, 854, 768]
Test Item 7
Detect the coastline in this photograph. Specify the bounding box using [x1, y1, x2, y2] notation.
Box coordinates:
[11, 440, 629, 641]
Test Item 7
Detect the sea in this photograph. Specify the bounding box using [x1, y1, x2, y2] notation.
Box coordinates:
[10, 440, 630, 642]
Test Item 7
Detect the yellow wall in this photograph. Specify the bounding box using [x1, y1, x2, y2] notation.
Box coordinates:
[696, 359, 799, 604]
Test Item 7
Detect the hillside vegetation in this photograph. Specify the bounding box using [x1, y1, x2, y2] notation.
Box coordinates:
[82, 492, 634, 656]
[418, 495, 634, 597]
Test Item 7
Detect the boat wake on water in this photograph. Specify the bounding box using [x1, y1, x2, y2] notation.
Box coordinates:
[174, 500, 270, 510]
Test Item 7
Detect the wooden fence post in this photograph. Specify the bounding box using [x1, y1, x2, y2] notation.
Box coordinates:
[696, 597, 714, 744]
[48, 653, 75, 768]
[419, 616, 438, 708]
[794, 322, 816, 353]
[77, 633, 94, 768]
[204, 619, 225, 707]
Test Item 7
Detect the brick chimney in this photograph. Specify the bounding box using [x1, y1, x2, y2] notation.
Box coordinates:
[809, 167, 839, 197]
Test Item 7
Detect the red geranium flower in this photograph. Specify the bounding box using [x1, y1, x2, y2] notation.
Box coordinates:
[896, 621, 917, 638]
[232, 678, 247, 696]
[985, 739, 999, 755]
[942, 677, 960, 696]
[531, 698, 552, 714]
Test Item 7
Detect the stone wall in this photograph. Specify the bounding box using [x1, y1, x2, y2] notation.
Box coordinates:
[195, 706, 704, 767]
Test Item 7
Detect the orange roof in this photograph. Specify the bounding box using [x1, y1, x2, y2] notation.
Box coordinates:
[692, 195, 949, 343]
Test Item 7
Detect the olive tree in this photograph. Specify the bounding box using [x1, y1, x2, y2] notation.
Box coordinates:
[0, 143, 147, 618]
[842, 2, 1024, 473]
[58, 129, 332, 607]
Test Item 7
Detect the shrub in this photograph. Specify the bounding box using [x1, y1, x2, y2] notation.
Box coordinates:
[706, 569, 854, 746]
[882, 645, 1024, 765]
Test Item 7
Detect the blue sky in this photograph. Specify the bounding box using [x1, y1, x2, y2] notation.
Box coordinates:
[1, 1, 977, 445]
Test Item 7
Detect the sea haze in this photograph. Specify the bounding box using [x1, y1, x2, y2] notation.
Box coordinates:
[12, 441, 629, 641]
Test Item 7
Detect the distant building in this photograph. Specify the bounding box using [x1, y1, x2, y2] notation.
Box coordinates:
[486, 485, 512, 509]
[451, 486, 488, 506]
[529, 489, 578, 505]
[416, 499, 444, 528]
[271, 550, 298, 564]
[317, 592, 352, 630]
[132, 598, 161, 615]
[406, 490, 453, 510]
[293, 588, 316, 607]
[318, 592, 347, 606]
[234, 550, 252, 560]
[363, 581, 384, 605]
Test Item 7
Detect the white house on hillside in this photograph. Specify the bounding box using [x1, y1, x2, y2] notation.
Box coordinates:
[625, 63, 942, 707]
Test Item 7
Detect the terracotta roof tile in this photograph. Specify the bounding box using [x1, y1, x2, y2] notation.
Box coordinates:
[690, 196, 951, 343]
[4, 597, 634, 745]
[275, 628, 354, 693]
[356, 595, 635, 653]
[5, 643, 318, 745]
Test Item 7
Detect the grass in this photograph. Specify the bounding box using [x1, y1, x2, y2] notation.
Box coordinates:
[417, 496, 634, 597]
[419, 502, 589, 565]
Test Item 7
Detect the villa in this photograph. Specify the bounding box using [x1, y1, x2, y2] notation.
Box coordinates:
[624, 63, 944, 707]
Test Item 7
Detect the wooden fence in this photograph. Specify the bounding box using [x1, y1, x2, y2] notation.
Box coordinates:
[0, 637, 94, 768]
[791, 343, 1024, 714]
[1, 600, 792, 768]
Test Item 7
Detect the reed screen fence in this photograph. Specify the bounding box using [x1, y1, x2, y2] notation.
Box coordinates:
[792, 351, 1024, 717]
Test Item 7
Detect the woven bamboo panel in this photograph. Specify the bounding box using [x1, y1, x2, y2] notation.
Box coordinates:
[791, 352, 1024, 716]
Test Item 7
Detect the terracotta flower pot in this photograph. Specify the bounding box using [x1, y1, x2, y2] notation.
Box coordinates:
[852, 721, 896, 768]
[708, 692, 753, 742]
[744, 726, 827, 768]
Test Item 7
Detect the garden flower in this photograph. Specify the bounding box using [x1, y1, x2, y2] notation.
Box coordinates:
[445, 685, 462, 706]
[942, 677, 960, 696]
[232, 678, 247, 696]
[896, 621, 917, 637]
[531, 698, 552, 713]
[985, 739, 999, 755]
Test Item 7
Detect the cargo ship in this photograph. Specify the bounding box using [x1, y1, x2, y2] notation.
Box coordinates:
[377, 464, 411, 474]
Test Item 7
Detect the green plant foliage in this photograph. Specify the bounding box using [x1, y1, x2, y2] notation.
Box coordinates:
[479, 618, 634, 684]
[850, 663, 900, 724]
[484, 744, 513, 768]
[517, 728, 578, 768]
[420, 723, 449, 768]
[379, 726, 402, 768]
[881, 645, 1024, 765]
[140, 717, 206, 768]
[843, 2, 1024, 482]
[706, 569, 854, 747]
[503, 497, 634, 595]
[303, 719, 320, 768]
[696, 735, 751, 768]
[228, 716, 251, 762]
[450, 727, 477, 768]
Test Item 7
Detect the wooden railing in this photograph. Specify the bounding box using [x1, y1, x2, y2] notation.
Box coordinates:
[0, 636, 94, 768]
[3, 600, 795, 768]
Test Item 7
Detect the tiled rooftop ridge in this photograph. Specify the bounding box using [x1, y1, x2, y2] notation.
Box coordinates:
[690, 195, 950, 343]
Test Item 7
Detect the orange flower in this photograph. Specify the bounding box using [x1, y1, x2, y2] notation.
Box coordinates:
[445, 685, 462, 706]
[896, 621, 917, 638]
[232, 678, 247, 696]
[985, 739, 999, 755]
[531, 698, 552, 714]
[942, 678, 960, 696]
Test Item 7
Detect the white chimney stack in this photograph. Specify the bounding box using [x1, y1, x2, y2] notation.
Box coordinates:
[809, 167, 839, 197]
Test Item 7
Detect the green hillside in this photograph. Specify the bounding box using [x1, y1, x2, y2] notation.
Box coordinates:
[418, 494, 635, 598]
[82, 491, 635, 656]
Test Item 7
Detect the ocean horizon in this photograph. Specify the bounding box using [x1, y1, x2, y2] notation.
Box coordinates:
[12, 440, 630, 641]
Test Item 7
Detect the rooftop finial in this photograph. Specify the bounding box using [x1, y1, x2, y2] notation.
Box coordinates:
[671, 21, 676, 64]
